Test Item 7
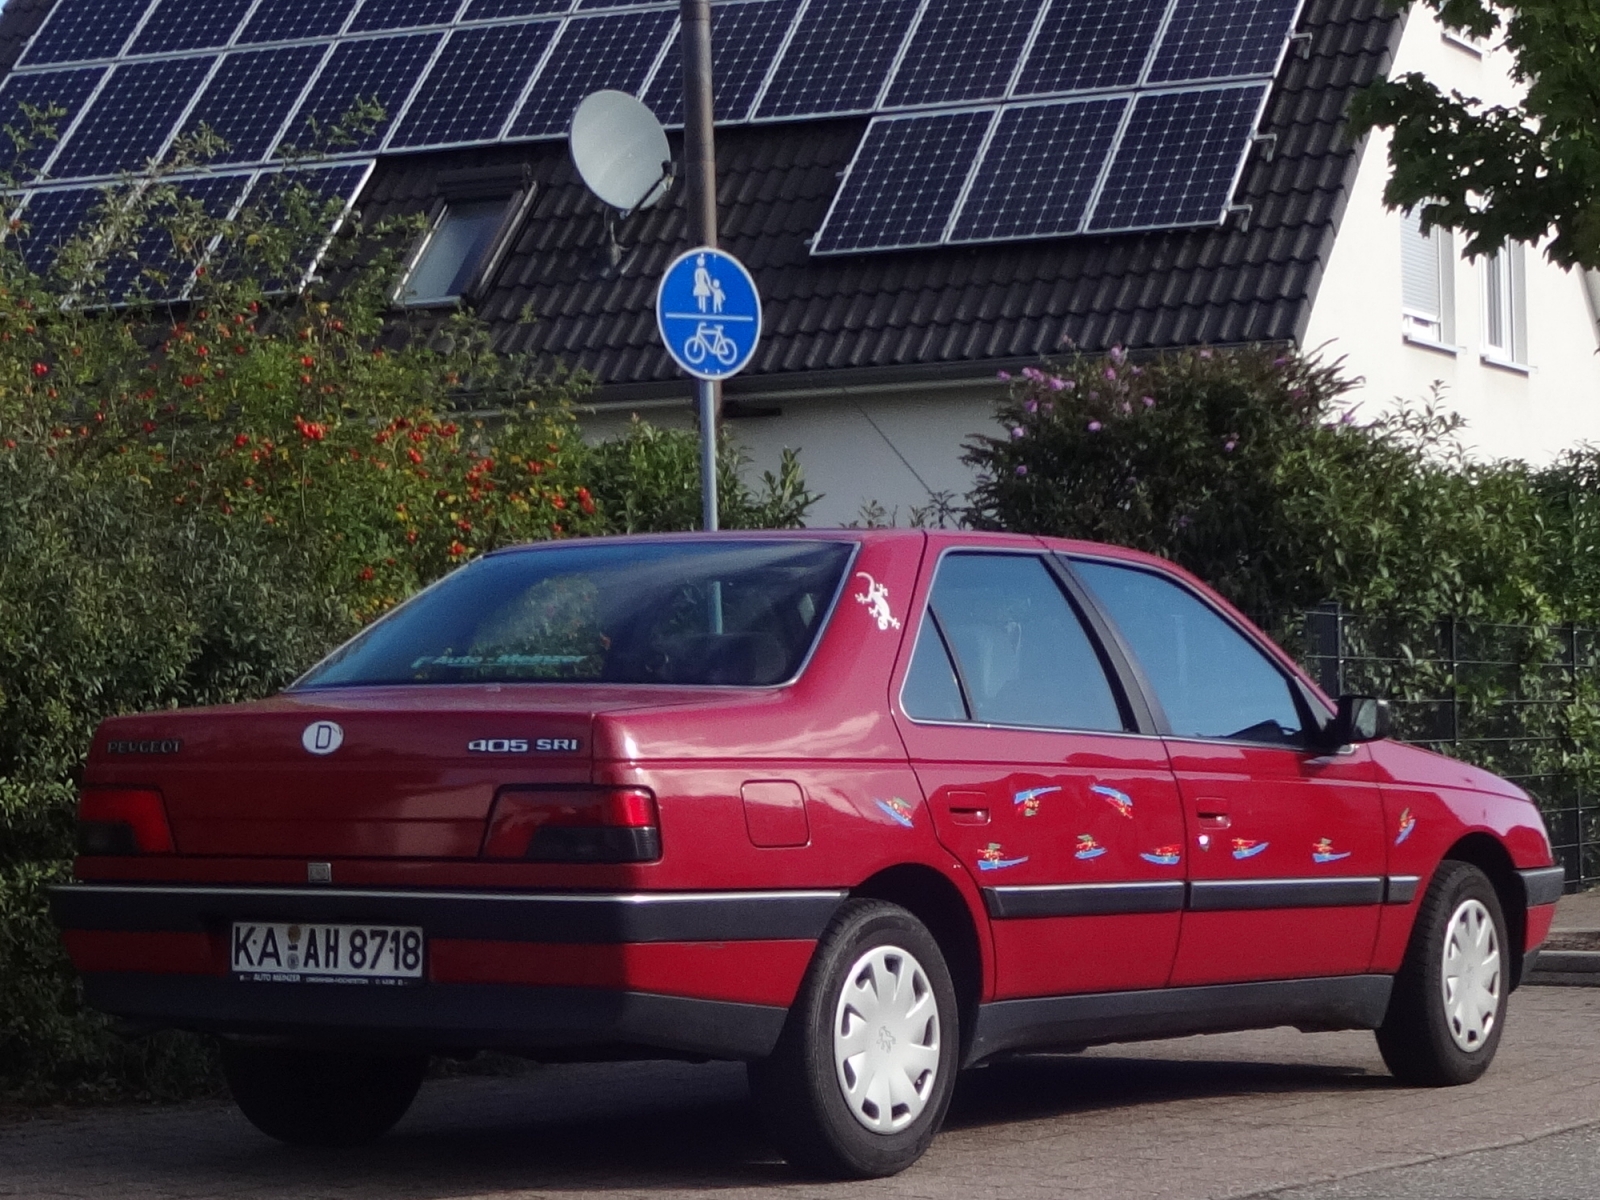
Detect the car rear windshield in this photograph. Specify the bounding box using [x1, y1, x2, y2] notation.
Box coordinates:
[294, 540, 856, 688]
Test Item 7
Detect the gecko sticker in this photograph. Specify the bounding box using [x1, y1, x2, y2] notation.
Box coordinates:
[1074, 834, 1107, 860]
[977, 842, 1028, 871]
[1091, 784, 1134, 819]
[1013, 786, 1059, 817]
[1396, 808, 1416, 845]
[875, 797, 915, 828]
[1140, 845, 1182, 866]
[1312, 837, 1352, 864]
[853, 572, 902, 632]
[1231, 838, 1269, 860]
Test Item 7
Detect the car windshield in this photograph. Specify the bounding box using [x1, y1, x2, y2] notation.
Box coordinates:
[294, 540, 855, 689]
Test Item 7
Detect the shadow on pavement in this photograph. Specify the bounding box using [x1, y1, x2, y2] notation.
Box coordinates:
[945, 1051, 1392, 1132]
[124, 1050, 1397, 1195]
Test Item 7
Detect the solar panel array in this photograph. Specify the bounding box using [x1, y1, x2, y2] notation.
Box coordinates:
[0, 0, 1304, 270]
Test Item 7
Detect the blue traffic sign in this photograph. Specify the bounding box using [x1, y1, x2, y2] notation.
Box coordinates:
[656, 247, 762, 381]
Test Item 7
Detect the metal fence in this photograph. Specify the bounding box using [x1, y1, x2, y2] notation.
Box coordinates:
[1281, 606, 1600, 893]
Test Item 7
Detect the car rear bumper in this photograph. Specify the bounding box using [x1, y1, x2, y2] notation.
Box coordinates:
[80, 972, 788, 1059]
[52, 883, 845, 1060]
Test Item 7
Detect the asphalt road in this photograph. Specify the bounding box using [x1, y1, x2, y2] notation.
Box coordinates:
[2, 986, 1597, 1200]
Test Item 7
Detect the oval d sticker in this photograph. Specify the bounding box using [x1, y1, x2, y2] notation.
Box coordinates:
[301, 721, 344, 755]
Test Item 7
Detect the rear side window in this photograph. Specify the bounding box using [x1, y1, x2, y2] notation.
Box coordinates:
[297, 540, 854, 688]
[907, 553, 1127, 732]
[1071, 559, 1307, 745]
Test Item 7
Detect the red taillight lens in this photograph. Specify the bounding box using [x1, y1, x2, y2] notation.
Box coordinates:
[76, 788, 174, 856]
[482, 787, 660, 863]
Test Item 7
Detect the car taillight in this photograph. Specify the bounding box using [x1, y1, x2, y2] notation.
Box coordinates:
[76, 788, 174, 856]
[482, 787, 660, 863]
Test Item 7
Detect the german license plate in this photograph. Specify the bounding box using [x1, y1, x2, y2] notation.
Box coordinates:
[230, 922, 424, 985]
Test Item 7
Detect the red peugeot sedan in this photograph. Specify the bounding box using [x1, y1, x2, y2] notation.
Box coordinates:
[54, 531, 1562, 1177]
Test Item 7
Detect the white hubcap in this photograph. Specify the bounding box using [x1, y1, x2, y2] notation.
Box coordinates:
[832, 944, 941, 1134]
[1441, 897, 1501, 1052]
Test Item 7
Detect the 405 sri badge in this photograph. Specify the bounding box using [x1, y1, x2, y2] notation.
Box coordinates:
[466, 737, 582, 754]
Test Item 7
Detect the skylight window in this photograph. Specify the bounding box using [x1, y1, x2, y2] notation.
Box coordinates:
[397, 198, 510, 307]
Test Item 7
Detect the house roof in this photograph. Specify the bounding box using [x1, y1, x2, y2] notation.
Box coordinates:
[0, 0, 1402, 405]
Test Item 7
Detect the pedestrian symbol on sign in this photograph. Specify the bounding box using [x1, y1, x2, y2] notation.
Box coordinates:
[657, 247, 761, 381]
[692, 254, 727, 315]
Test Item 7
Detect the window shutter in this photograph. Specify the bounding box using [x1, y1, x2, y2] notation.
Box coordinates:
[1401, 209, 1441, 322]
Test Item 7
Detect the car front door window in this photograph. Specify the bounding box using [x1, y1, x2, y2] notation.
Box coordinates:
[1069, 559, 1305, 745]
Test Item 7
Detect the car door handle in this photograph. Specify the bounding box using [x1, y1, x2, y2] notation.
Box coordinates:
[946, 806, 990, 826]
[1197, 812, 1231, 830]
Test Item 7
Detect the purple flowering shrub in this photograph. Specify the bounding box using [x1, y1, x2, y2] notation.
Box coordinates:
[965, 347, 1559, 625]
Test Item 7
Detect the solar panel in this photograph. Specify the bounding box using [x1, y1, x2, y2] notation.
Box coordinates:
[287, 34, 441, 154]
[813, 109, 993, 255]
[349, 0, 464, 32]
[1087, 83, 1267, 232]
[129, 0, 253, 55]
[13, 185, 102, 273]
[240, 0, 360, 44]
[18, 0, 151, 67]
[0, 67, 104, 176]
[0, 0, 1303, 263]
[1012, 0, 1168, 96]
[883, 0, 1046, 109]
[949, 96, 1126, 243]
[642, 0, 800, 126]
[180, 47, 326, 165]
[229, 161, 375, 292]
[102, 170, 251, 300]
[464, 0, 572, 16]
[1147, 0, 1303, 83]
[507, 10, 676, 139]
[755, 0, 921, 120]
[390, 22, 558, 148]
[49, 57, 214, 179]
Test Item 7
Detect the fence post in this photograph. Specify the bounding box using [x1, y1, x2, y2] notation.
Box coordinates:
[1448, 615, 1460, 753]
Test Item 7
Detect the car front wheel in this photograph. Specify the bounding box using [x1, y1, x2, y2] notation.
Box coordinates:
[1376, 859, 1509, 1086]
[748, 899, 959, 1178]
[221, 1043, 427, 1146]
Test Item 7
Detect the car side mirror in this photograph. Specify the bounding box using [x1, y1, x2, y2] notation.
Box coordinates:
[1324, 695, 1391, 748]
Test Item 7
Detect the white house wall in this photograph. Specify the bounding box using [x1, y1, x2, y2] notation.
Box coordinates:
[1303, 5, 1600, 462]
[583, 386, 1003, 529]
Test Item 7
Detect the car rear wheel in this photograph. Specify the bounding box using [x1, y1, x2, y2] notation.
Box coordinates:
[748, 899, 958, 1179]
[221, 1043, 427, 1146]
[1375, 860, 1508, 1086]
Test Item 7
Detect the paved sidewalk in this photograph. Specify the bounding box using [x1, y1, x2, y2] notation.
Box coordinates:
[1551, 887, 1600, 934]
[1, 988, 1596, 1200]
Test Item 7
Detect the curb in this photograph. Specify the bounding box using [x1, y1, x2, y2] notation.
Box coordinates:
[1526, 948, 1600, 987]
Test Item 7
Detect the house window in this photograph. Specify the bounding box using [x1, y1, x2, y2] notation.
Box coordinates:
[1482, 242, 1528, 367]
[397, 198, 512, 307]
[1400, 207, 1454, 346]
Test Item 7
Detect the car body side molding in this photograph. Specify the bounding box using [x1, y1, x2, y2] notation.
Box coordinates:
[984, 877, 1416, 918]
[50, 885, 849, 945]
[967, 974, 1394, 1066]
[1187, 876, 1385, 911]
[983, 881, 1186, 919]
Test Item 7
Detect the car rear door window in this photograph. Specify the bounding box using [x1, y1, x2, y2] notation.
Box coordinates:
[1071, 559, 1306, 745]
[917, 553, 1126, 732]
[901, 613, 970, 722]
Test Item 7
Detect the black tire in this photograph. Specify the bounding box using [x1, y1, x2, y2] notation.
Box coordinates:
[221, 1043, 427, 1147]
[1376, 860, 1509, 1086]
[748, 899, 959, 1179]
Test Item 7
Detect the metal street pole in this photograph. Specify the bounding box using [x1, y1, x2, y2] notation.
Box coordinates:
[680, 0, 719, 532]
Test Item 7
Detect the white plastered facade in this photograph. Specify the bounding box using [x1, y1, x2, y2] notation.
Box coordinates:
[1303, 5, 1600, 460]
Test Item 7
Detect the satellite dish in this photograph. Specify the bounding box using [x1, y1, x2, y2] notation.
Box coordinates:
[569, 90, 673, 214]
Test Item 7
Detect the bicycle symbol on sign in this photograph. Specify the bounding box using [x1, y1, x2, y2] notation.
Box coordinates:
[682, 321, 739, 367]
